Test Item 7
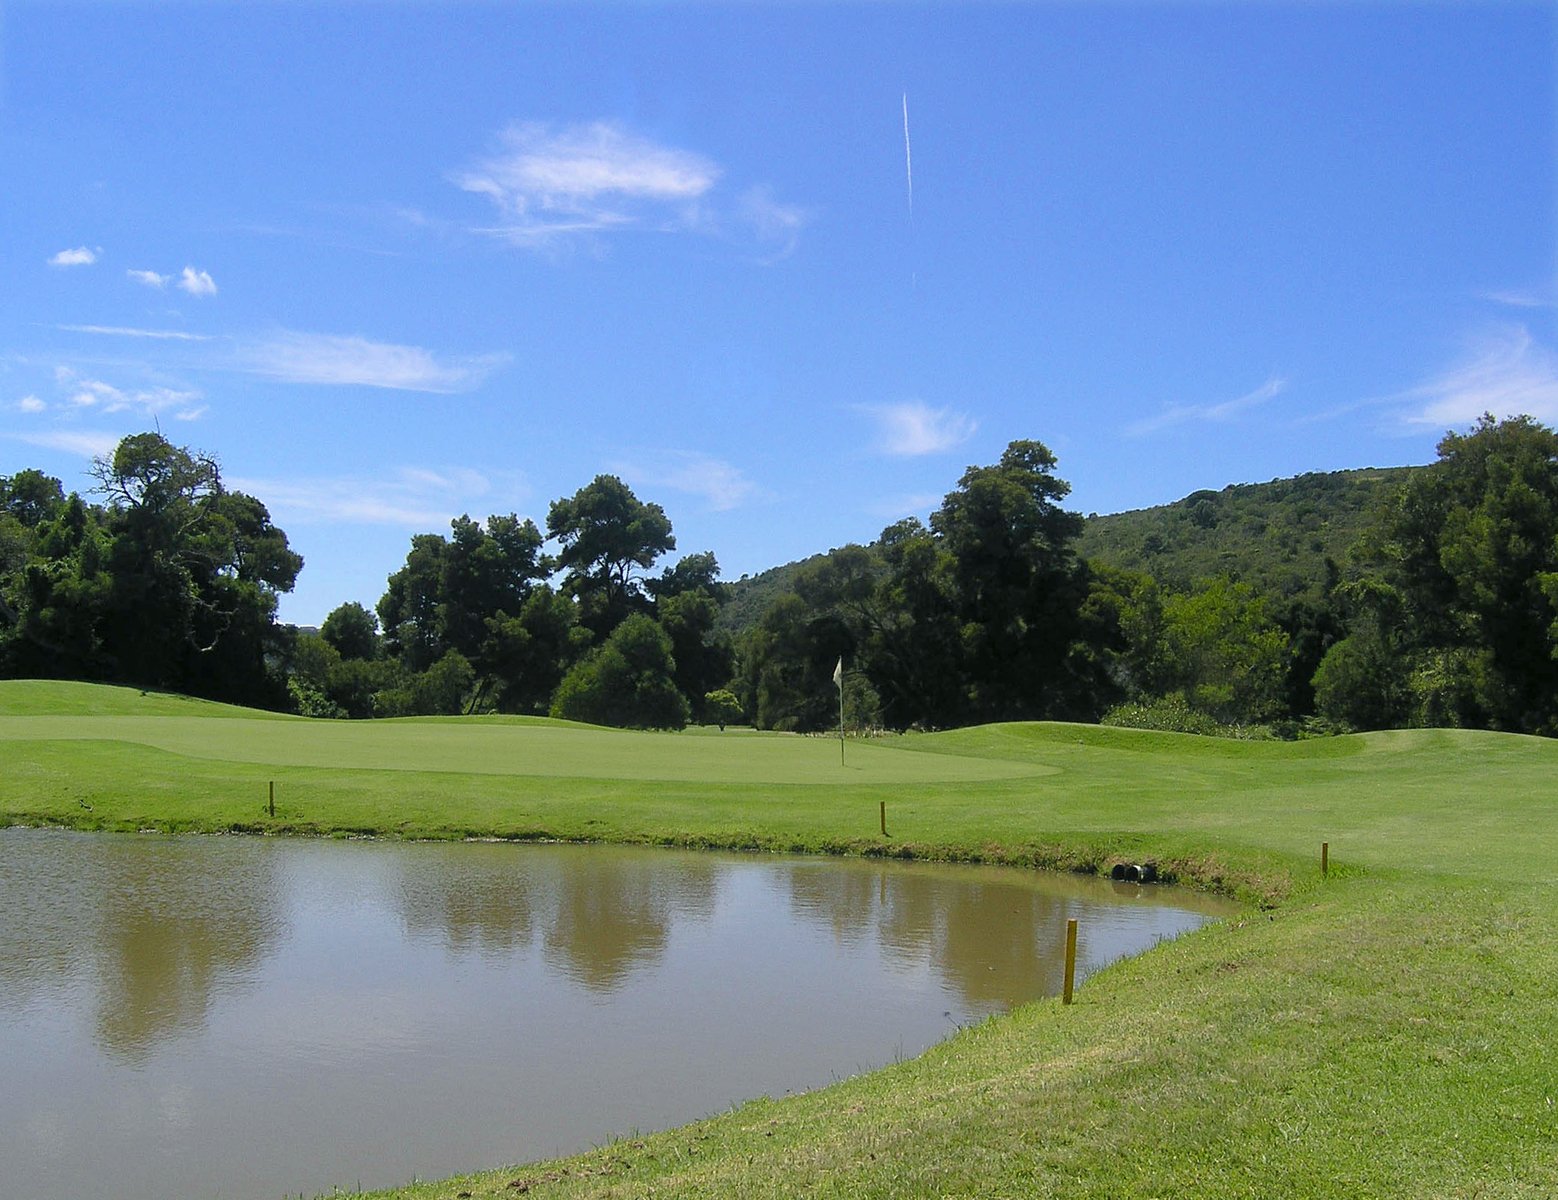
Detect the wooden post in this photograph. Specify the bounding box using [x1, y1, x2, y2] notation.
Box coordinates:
[1063, 918, 1078, 1005]
[1321, 841, 1329, 876]
[880, 800, 887, 837]
[268, 780, 275, 819]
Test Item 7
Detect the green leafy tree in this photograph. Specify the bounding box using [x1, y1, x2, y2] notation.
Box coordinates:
[1159, 577, 1289, 725]
[703, 688, 743, 730]
[320, 601, 379, 661]
[1312, 629, 1408, 731]
[81, 433, 301, 705]
[658, 589, 734, 721]
[378, 513, 548, 705]
[0, 492, 112, 679]
[550, 613, 689, 729]
[930, 440, 1091, 721]
[475, 584, 587, 714]
[547, 476, 675, 635]
[1370, 414, 1558, 732]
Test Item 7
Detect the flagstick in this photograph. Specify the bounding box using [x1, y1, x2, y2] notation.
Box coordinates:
[836, 654, 846, 767]
[839, 669, 846, 767]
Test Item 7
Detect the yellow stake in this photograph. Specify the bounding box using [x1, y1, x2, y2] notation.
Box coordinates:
[1063, 918, 1078, 1005]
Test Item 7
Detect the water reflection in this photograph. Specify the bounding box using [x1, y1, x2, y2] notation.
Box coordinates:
[785, 863, 1091, 1010]
[0, 832, 281, 1061]
[0, 829, 1231, 1200]
[398, 844, 720, 991]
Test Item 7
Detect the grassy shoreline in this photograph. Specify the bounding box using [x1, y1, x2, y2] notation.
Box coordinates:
[4, 680, 1557, 1197]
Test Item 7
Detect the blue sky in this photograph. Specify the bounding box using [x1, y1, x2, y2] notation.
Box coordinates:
[3, 1, 1554, 625]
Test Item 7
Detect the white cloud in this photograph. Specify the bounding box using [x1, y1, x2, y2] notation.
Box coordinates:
[59, 324, 210, 341]
[17, 395, 46, 414]
[48, 246, 98, 267]
[1399, 325, 1558, 429]
[230, 466, 511, 528]
[1480, 287, 1553, 310]
[10, 430, 121, 459]
[239, 330, 507, 393]
[864, 400, 978, 457]
[177, 266, 218, 297]
[739, 186, 811, 261]
[456, 120, 729, 246]
[618, 451, 761, 512]
[127, 269, 170, 288]
[52, 367, 205, 422]
[1126, 376, 1287, 438]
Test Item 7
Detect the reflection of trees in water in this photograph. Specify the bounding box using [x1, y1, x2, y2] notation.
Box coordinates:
[396, 847, 542, 957]
[783, 863, 882, 947]
[915, 883, 1069, 1008]
[393, 845, 720, 994]
[0, 832, 282, 1062]
[92, 840, 282, 1062]
[782, 862, 1070, 1012]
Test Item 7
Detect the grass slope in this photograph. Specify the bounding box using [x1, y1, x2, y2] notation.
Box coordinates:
[3, 680, 1557, 1198]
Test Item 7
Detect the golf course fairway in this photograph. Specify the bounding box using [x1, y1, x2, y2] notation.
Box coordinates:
[3, 678, 1556, 1198]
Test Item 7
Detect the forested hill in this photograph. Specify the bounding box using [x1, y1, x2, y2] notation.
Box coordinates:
[720, 466, 1418, 636]
[1075, 466, 1416, 599]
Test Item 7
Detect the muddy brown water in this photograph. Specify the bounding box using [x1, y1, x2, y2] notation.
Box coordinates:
[0, 828, 1234, 1200]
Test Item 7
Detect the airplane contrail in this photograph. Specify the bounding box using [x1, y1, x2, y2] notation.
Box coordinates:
[902, 92, 914, 220]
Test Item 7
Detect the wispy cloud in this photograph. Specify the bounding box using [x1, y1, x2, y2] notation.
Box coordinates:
[1126, 376, 1287, 438]
[1398, 324, 1558, 429]
[48, 246, 98, 268]
[177, 267, 218, 297]
[58, 324, 211, 342]
[128, 268, 170, 289]
[739, 185, 811, 261]
[863, 400, 978, 457]
[230, 466, 511, 528]
[239, 330, 507, 393]
[1480, 287, 1554, 310]
[17, 395, 46, 414]
[457, 120, 720, 247]
[52, 367, 207, 422]
[10, 429, 122, 459]
[617, 450, 762, 512]
[453, 119, 807, 256]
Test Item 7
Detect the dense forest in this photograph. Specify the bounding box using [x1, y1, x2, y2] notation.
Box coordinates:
[6, 415, 1558, 737]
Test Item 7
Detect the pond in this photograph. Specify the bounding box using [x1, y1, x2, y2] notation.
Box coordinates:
[0, 828, 1234, 1200]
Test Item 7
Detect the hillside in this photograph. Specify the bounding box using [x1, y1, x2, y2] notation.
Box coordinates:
[1075, 466, 1415, 599]
[719, 466, 1419, 638]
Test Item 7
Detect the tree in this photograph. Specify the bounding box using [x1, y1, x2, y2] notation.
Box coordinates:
[84, 433, 301, 705]
[1370, 414, 1558, 732]
[321, 602, 379, 661]
[475, 584, 587, 714]
[703, 688, 743, 730]
[1, 469, 66, 528]
[1312, 630, 1408, 731]
[378, 532, 448, 672]
[547, 476, 674, 635]
[550, 613, 689, 729]
[1159, 577, 1289, 726]
[929, 439, 1090, 721]
[378, 513, 549, 704]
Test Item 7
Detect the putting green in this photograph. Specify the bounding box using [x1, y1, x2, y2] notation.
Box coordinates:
[0, 714, 1053, 785]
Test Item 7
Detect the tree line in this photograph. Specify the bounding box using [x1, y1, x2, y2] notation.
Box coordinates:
[5, 415, 1558, 736]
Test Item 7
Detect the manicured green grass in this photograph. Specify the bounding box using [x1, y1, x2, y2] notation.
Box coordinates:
[4, 678, 1557, 1198]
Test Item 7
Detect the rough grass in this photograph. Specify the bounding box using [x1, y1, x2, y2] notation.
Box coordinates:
[4, 679, 1557, 1198]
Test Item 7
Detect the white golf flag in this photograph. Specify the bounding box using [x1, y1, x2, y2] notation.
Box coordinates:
[832, 656, 843, 690]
